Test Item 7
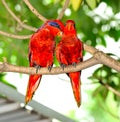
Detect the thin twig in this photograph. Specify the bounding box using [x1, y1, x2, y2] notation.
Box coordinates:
[2, 0, 37, 32]
[57, 0, 70, 20]
[99, 80, 120, 97]
[0, 30, 31, 39]
[0, 57, 98, 75]
[23, 0, 47, 22]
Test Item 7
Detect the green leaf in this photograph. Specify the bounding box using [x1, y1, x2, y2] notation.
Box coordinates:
[109, 28, 120, 41]
[86, 0, 97, 9]
[101, 36, 107, 47]
[54, 55, 60, 66]
[71, 0, 83, 11]
[103, 0, 120, 13]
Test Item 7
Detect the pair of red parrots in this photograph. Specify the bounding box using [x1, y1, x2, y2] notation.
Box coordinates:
[25, 20, 83, 107]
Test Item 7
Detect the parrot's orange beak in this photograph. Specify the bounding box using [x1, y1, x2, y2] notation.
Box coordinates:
[57, 31, 63, 37]
[66, 23, 73, 31]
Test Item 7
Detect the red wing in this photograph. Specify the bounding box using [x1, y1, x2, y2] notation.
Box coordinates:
[56, 43, 68, 65]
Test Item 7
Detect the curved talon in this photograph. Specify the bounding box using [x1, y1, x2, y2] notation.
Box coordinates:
[72, 62, 76, 67]
[60, 63, 66, 70]
[48, 65, 52, 72]
[35, 65, 41, 73]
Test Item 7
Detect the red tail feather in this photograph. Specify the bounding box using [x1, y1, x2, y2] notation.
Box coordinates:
[25, 75, 41, 104]
[69, 72, 81, 107]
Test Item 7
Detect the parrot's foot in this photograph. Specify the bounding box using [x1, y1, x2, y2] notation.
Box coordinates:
[35, 65, 41, 73]
[60, 63, 66, 70]
[72, 62, 76, 67]
[48, 66, 52, 72]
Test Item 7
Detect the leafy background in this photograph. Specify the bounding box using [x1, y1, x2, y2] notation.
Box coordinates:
[0, 0, 120, 122]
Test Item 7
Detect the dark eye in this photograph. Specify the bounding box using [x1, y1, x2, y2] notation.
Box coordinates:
[48, 21, 60, 29]
[73, 23, 76, 28]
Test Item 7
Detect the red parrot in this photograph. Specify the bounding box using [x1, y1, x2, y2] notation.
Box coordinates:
[25, 20, 64, 104]
[56, 20, 83, 107]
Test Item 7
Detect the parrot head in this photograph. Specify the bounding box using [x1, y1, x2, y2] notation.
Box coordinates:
[64, 20, 77, 35]
[45, 20, 64, 37]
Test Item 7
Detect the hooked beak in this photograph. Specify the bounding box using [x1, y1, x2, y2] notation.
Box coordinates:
[66, 23, 73, 31]
[57, 31, 63, 37]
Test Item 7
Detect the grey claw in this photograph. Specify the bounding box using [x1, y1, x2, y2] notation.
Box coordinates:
[35, 65, 41, 73]
[60, 63, 66, 70]
[72, 62, 76, 67]
[48, 66, 52, 72]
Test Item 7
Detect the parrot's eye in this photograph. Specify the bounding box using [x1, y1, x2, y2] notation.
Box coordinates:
[73, 23, 76, 28]
[48, 21, 60, 29]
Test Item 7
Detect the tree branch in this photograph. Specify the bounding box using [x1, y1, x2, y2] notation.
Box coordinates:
[2, 0, 37, 32]
[0, 58, 98, 74]
[23, 0, 48, 22]
[99, 80, 120, 97]
[1, 55, 120, 98]
[0, 57, 98, 75]
[94, 51, 120, 72]
[84, 43, 97, 54]
[84, 44, 120, 72]
[0, 29, 120, 72]
[0, 30, 31, 39]
[57, 0, 70, 20]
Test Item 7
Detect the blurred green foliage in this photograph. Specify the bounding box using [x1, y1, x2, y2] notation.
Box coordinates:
[0, 0, 120, 121]
[0, 73, 16, 89]
[0, 73, 16, 98]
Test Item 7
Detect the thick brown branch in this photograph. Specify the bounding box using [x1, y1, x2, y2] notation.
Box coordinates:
[57, 0, 70, 20]
[0, 30, 31, 39]
[84, 44, 120, 72]
[0, 57, 98, 75]
[23, 0, 47, 22]
[94, 51, 120, 72]
[2, 0, 37, 32]
[84, 44, 97, 54]
[0, 30, 120, 72]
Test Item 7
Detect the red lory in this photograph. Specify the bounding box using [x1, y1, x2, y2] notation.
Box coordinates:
[56, 20, 83, 107]
[25, 20, 64, 104]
